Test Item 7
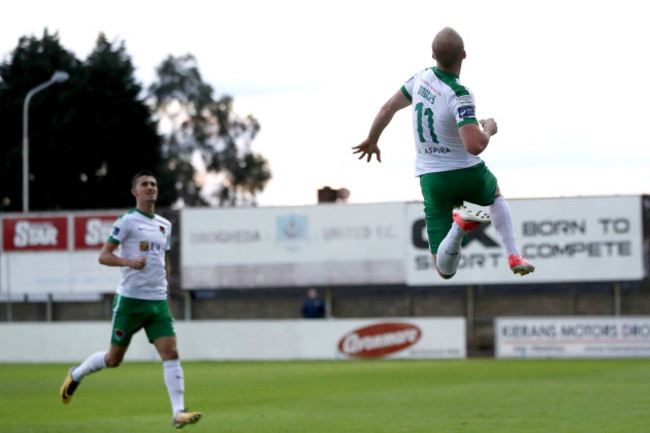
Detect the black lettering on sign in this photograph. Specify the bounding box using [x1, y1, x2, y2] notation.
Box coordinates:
[412, 219, 429, 249]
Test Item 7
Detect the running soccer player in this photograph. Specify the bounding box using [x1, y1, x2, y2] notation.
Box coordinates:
[353, 27, 534, 279]
[60, 170, 201, 429]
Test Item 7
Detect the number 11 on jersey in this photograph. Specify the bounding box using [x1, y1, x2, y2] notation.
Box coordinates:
[415, 102, 439, 144]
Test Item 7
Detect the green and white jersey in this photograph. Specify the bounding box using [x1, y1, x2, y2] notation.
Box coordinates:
[107, 209, 171, 301]
[401, 67, 482, 176]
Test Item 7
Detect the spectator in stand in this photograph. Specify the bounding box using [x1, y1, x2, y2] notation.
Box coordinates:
[302, 288, 326, 318]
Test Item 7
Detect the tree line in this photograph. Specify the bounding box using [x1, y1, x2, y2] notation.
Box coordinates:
[0, 30, 271, 211]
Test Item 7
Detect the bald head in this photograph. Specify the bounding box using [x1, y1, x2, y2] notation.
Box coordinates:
[432, 27, 465, 69]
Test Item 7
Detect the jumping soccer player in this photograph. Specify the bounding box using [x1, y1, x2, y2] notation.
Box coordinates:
[353, 27, 534, 279]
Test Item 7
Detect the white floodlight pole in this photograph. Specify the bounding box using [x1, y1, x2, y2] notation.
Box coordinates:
[22, 70, 69, 212]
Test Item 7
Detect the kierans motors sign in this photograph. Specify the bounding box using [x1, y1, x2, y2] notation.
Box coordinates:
[495, 317, 650, 359]
[406, 196, 645, 285]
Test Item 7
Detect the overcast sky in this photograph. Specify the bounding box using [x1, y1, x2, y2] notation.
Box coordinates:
[2, 0, 649, 207]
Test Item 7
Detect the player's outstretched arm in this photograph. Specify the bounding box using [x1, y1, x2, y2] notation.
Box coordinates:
[352, 89, 410, 163]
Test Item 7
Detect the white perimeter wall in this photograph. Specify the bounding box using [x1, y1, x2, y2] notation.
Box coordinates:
[0, 317, 466, 363]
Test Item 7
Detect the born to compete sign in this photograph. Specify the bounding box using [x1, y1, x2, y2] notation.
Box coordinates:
[406, 195, 645, 285]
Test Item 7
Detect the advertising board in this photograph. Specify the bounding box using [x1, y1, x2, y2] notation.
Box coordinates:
[495, 316, 650, 358]
[406, 196, 645, 285]
[181, 203, 406, 288]
[0, 213, 122, 298]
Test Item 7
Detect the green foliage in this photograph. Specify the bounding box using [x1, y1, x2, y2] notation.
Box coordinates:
[149, 54, 271, 207]
[1, 359, 649, 433]
[0, 31, 270, 211]
[68, 34, 163, 209]
[0, 30, 162, 211]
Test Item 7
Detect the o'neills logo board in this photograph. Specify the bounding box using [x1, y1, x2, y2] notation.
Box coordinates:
[334, 319, 466, 360]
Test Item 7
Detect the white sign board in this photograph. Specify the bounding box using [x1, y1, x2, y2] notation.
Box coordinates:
[0, 252, 117, 299]
[495, 316, 650, 359]
[0, 213, 123, 299]
[181, 203, 407, 288]
[0, 317, 466, 362]
[1, 196, 646, 296]
[406, 196, 645, 285]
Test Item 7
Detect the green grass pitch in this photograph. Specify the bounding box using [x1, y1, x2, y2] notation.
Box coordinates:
[1, 359, 649, 432]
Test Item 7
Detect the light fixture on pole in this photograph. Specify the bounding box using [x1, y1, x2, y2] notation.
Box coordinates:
[22, 70, 69, 213]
